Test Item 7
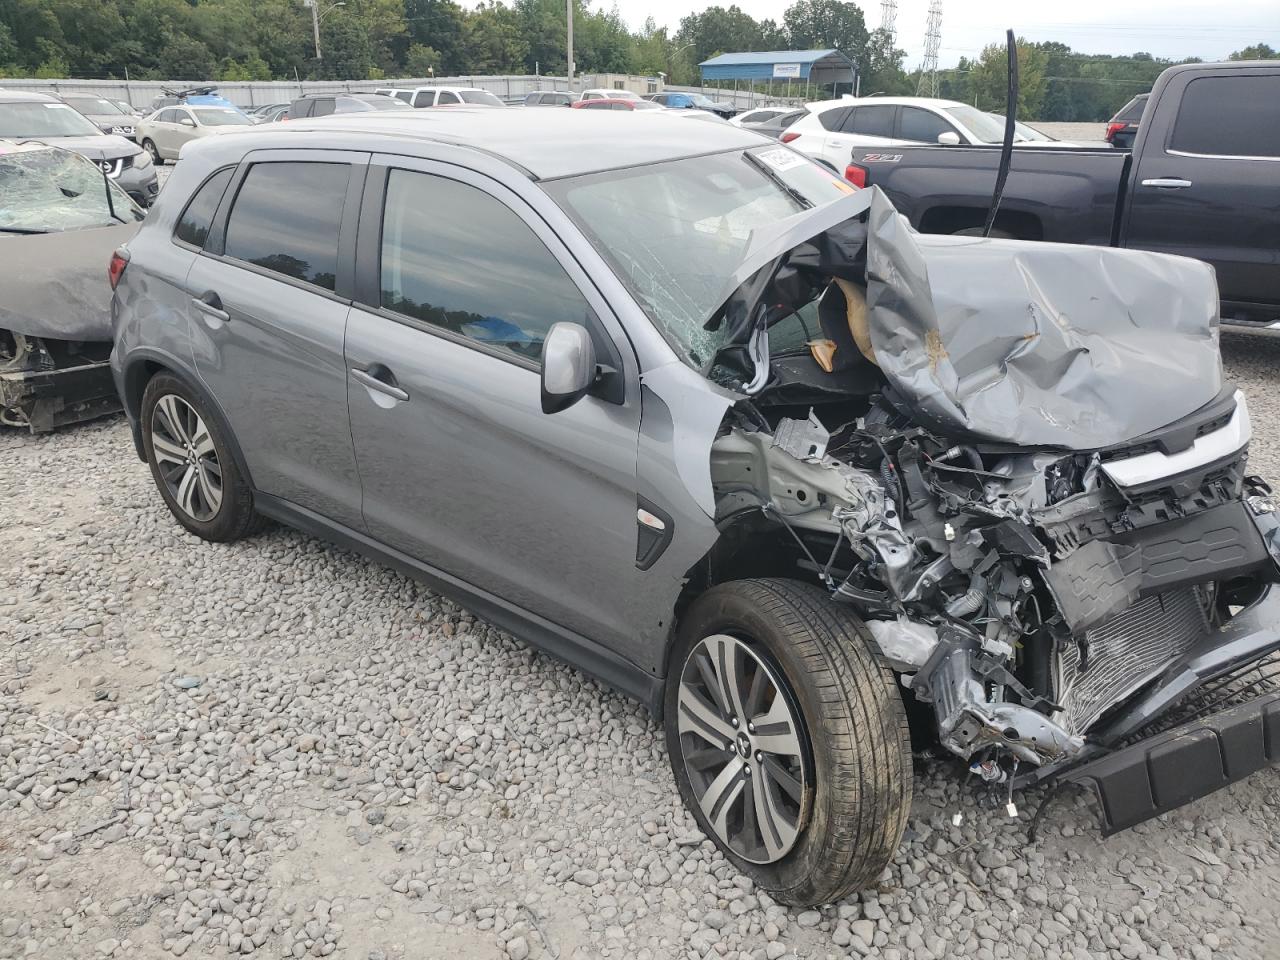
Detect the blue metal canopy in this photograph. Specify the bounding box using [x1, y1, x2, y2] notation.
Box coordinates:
[699, 49, 856, 88]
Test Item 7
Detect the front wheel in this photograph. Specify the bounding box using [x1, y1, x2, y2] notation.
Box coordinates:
[142, 139, 164, 165]
[664, 579, 912, 906]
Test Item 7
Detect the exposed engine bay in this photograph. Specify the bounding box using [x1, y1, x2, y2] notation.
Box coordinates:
[701, 187, 1280, 793]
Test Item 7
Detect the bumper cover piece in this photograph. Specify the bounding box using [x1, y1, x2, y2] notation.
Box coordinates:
[1062, 689, 1280, 835]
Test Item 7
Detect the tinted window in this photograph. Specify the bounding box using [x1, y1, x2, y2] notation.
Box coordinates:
[175, 167, 233, 248]
[379, 170, 590, 364]
[847, 105, 895, 137]
[581, 100, 610, 110]
[899, 107, 955, 143]
[310, 98, 335, 117]
[224, 163, 350, 290]
[413, 90, 434, 107]
[818, 106, 851, 131]
[437, 91, 460, 105]
[459, 90, 503, 106]
[1113, 95, 1148, 124]
[1170, 76, 1280, 158]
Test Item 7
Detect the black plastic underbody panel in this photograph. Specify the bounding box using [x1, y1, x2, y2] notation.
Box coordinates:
[1062, 690, 1280, 835]
[1114, 501, 1271, 596]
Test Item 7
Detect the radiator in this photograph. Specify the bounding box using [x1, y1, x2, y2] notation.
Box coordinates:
[1053, 588, 1209, 735]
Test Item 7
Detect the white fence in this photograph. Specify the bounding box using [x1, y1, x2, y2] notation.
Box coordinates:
[0, 74, 805, 112]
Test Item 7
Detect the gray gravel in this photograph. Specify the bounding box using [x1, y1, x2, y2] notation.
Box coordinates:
[1, 326, 1278, 958]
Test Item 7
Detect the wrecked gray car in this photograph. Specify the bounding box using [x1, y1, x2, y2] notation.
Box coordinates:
[110, 119, 1280, 908]
[1, 142, 142, 431]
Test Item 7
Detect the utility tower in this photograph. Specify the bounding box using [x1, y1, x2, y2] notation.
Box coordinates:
[879, 0, 897, 42]
[916, 0, 942, 97]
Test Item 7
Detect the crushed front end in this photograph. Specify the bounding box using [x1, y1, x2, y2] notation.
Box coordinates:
[1, 330, 119, 432]
[703, 187, 1280, 831]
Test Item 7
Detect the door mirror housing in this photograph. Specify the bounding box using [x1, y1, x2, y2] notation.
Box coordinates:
[541, 322, 597, 414]
[180, 117, 196, 127]
[936, 131, 961, 145]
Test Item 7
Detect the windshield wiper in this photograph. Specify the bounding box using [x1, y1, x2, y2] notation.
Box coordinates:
[742, 151, 813, 212]
[0, 226, 49, 234]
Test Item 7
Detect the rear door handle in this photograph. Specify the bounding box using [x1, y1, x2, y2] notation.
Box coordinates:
[1140, 178, 1192, 189]
[191, 291, 229, 323]
[351, 366, 409, 402]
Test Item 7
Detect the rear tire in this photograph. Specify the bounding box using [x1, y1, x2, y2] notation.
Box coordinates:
[141, 373, 263, 542]
[664, 578, 912, 906]
[142, 139, 164, 165]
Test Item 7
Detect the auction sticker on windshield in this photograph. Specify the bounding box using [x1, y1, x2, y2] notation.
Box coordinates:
[755, 147, 809, 172]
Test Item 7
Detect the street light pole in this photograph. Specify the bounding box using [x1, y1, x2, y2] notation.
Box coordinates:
[566, 0, 574, 89]
[306, 0, 345, 61]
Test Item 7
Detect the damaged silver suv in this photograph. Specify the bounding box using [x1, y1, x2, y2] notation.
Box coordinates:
[111, 110, 1280, 907]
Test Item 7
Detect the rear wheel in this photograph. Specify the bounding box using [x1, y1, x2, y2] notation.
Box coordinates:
[665, 578, 912, 906]
[141, 374, 262, 542]
[142, 139, 164, 165]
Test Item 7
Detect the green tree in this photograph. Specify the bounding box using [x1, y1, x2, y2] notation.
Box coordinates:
[966, 38, 1048, 118]
[403, 0, 468, 75]
[463, 2, 528, 74]
[1229, 43, 1278, 60]
[315, 13, 374, 79]
[782, 0, 868, 57]
[405, 42, 440, 75]
[860, 26, 909, 95]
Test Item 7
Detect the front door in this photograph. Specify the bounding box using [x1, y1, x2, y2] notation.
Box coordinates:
[187, 149, 368, 528]
[344, 156, 645, 656]
[1123, 67, 1280, 325]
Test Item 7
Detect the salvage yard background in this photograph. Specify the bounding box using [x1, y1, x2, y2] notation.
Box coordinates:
[2, 316, 1278, 960]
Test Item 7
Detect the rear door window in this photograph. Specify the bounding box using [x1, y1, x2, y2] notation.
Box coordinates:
[437, 91, 460, 105]
[1113, 95, 1147, 124]
[845, 105, 896, 137]
[1170, 75, 1280, 158]
[379, 169, 591, 364]
[898, 107, 955, 143]
[413, 90, 434, 107]
[223, 162, 351, 291]
[175, 167, 234, 248]
[311, 98, 335, 117]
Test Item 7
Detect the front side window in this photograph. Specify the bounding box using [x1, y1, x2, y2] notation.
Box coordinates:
[1171, 75, 1280, 158]
[175, 167, 234, 248]
[310, 99, 336, 117]
[437, 91, 460, 105]
[413, 90, 434, 107]
[545, 147, 852, 368]
[379, 170, 591, 364]
[0, 101, 104, 138]
[899, 107, 955, 143]
[223, 162, 350, 290]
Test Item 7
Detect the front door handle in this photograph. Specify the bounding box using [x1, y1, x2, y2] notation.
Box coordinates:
[1140, 177, 1192, 189]
[351, 366, 409, 402]
[191, 291, 229, 323]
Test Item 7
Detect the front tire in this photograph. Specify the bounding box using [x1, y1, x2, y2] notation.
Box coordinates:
[665, 578, 912, 906]
[141, 374, 262, 542]
[142, 139, 164, 165]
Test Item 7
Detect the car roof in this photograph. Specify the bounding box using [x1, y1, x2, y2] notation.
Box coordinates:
[0, 91, 58, 103]
[806, 95, 967, 112]
[200, 107, 764, 180]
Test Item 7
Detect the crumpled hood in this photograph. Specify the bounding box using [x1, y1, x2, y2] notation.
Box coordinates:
[711, 186, 1223, 451]
[0, 222, 140, 341]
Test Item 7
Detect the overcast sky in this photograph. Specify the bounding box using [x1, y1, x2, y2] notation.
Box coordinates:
[624, 0, 1280, 69]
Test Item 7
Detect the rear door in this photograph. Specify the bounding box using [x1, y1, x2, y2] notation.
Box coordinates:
[186, 149, 368, 528]
[1123, 68, 1280, 323]
[344, 154, 645, 657]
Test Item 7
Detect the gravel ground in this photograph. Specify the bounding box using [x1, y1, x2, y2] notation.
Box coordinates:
[3, 321, 1280, 957]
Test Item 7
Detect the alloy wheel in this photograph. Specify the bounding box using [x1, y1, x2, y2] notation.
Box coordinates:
[676, 633, 809, 864]
[150, 394, 222, 521]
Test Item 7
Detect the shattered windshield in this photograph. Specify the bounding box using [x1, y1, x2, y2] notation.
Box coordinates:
[545, 147, 851, 367]
[0, 148, 142, 233]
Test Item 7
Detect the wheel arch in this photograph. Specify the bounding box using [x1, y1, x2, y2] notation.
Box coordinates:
[918, 204, 1045, 240]
[127, 353, 255, 490]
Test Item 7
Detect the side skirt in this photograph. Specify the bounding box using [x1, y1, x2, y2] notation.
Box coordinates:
[253, 493, 665, 714]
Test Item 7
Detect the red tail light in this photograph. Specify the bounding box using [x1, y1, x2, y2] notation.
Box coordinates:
[843, 163, 867, 189]
[1105, 122, 1125, 142]
[108, 248, 130, 290]
[780, 131, 800, 143]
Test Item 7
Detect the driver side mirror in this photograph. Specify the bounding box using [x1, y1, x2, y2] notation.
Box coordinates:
[179, 117, 195, 127]
[936, 131, 961, 145]
[541, 322, 597, 414]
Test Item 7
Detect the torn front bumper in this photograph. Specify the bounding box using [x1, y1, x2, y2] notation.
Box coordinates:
[0, 351, 120, 432]
[1029, 583, 1280, 833]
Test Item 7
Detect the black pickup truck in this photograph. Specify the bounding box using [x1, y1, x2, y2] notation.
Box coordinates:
[846, 61, 1280, 329]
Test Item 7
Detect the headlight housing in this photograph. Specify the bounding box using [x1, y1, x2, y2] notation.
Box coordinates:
[132, 149, 153, 170]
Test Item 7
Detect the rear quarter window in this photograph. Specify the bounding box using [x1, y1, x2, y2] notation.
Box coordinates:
[818, 107, 851, 132]
[174, 167, 234, 248]
[1170, 75, 1280, 158]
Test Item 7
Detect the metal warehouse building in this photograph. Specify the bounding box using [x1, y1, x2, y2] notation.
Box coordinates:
[698, 49, 858, 97]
